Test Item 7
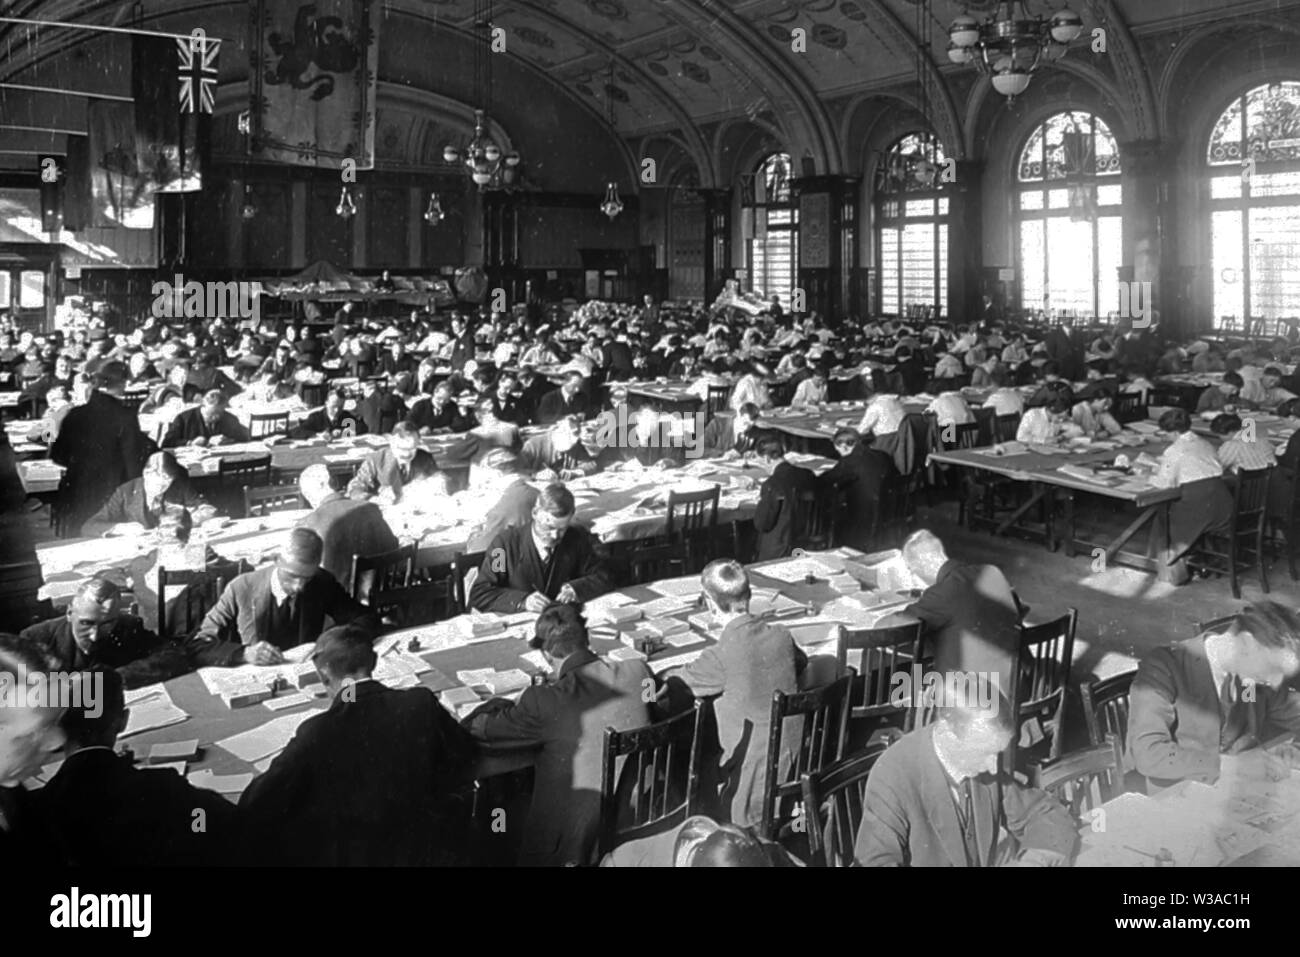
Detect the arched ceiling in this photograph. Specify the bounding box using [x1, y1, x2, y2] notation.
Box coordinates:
[1, 0, 1297, 178]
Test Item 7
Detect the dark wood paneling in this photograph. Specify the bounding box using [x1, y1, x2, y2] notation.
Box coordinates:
[367, 186, 409, 267]
[307, 182, 352, 266]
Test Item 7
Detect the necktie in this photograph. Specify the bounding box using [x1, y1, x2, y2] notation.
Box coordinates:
[958, 777, 981, 867]
[399, 465, 409, 484]
[1220, 674, 1249, 749]
[272, 595, 298, 645]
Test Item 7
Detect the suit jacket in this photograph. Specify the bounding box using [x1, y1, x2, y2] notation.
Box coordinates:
[519, 432, 598, 475]
[466, 480, 539, 552]
[290, 407, 365, 439]
[35, 749, 237, 866]
[469, 648, 653, 865]
[240, 681, 477, 865]
[676, 614, 807, 828]
[186, 565, 378, 666]
[535, 388, 591, 425]
[161, 407, 251, 448]
[298, 493, 400, 586]
[905, 560, 1020, 692]
[408, 398, 467, 433]
[702, 417, 759, 458]
[854, 724, 1077, 866]
[51, 392, 148, 533]
[817, 446, 896, 549]
[752, 461, 818, 561]
[346, 447, 440, 502]
[1127, 635, 1300, 788]
[354, 390, 404, 435]
[515, 378, 550, 424]
[81, 476, 207, 538]
[20, 614, 190, 690]
[468, 522, 612, 612]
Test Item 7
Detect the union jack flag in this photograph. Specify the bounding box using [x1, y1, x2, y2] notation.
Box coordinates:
[177, 31, 221, 113]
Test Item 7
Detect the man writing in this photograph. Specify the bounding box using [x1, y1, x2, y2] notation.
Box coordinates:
[297, 464, 399, 585]
[346, 420, 443, 504]
[161, 389, 252, 448]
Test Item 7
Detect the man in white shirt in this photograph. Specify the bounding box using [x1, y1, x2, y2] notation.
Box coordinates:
[858, 393, 907, 437]
[982, 372, 1025, 417]
[1016, 396, 1080, 445]
[927, 391, 975, 428]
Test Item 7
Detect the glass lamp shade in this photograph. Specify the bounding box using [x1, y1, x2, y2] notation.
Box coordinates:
[241, 203, 257, 220]
[1050, 9, 1084, 43]
[991, 70, 1032, 97]
[505, 152, 521, 167]
[949, 15, 979, 47]
[484, 143, 501, 162]
[472, 171, 492, 187]
[947, 42, 974, 64]
[443, 145, 459, 163]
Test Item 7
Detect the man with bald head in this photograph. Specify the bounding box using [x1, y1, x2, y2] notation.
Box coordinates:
[187, 527, 378, 667]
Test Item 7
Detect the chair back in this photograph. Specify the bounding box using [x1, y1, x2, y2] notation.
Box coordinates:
[451, 550, 487, 613]
[1030, 736, 1124, 820]
[994, 413, 1021, 442]
[705, 385, 732, 421]
[157, 559, 243, 640]
[799, 745, 887, 867]
[0, 560, 51, 633]
[1112, 392, 1146, 424]
[217, 454, 273, 517]
[1233, 466, 1272, 528]
[760, 675, 852, 840]
[627, 541, 687, 584]
[351, 542, 417, 601]
[1016, 609, 1078, 761]
[972, 406, 996, 446]
[834, 622, 922, 749]
[248, 410, 290, 439]
[367, 580, 455, 629]
[244, 484, 307, 517]
[665, 485, 720, 540]
[299, 383, 327, 408]
[790, 488, 836, 552]
[1081, 671, 1135, 759]
[599, 699, 707, 857]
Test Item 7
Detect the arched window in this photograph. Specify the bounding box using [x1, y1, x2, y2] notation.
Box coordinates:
[876, 133, 948, 318]
[745, 153, 798, 300]
[1016, 111, 1123, 319]
[1208, 81, 1300, 329]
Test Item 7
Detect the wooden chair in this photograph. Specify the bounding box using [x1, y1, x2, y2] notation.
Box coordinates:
[366, 580, 452, 629]
[759, 675, 852, 840]
[598, 699, 707, 858]
[705, 384, 732, 421]
[243, 484, 307, 517]
[994, 413, 1021, 442]
[1187, 466, 1272, 599]
[1112, 392, 1147, 424]
[350, 542, 417, 602]
[1030, 735, 1124, 821]
[626, 541, 687, 585]
[451, 550, 486, 613]
[799, 744, 888, 867]
[789, 488, 837, 552]
[156, 559, 243, 640]
[298, 382, 327, 408]
[665, 484, 720, 572]
[1015, 609, 1078, 765]
[834, 621, 922, 754]
[1080, 671, 1136, 761]
[217, 454, 272, 517]
[248, 410, 290, 439]
[0, 560, 53, 634]
[1266, 465, 1300, 581]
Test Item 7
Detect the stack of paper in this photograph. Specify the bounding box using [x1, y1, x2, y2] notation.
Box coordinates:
[439, 686, 486, 720]
[648, 649, 706, 674]
[608, 646, 647, 662]
[455, 668, 531, 696]
[753, 557, 838, 583]
[582, 592, 638, 627]
[458, 613, 506, 641]
[646, 576, 703, 600]
[121, 684, 189, 738]
[640, 617, 691, 638]
[520, 650, 552, 674]
[216, 708, 323, 764]
[636, 595, 695, 618]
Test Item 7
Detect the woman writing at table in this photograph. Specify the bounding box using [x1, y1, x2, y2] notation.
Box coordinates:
[1016, 395, 1082, 445]
[82, 451, 215, 538]
[1149, 407, 1234, 586]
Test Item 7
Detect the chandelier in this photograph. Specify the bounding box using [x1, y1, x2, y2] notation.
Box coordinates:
[335, 186, 357, 219]
[443, 109, 519, 189]
[600, 183, 624, 221]
[948, 2, 1083, 99]
[423, 192, 445, 225]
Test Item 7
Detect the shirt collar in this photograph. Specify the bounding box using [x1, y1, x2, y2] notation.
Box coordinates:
[931, 725, 971, 786]
[269, 568, 288, 604]
[1203, 633, 1232, 696]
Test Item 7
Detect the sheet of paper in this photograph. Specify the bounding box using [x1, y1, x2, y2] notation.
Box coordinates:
[520, 650, 552, 673]
[262, 692, 316, 712]
[120, 684, 189, 738]
[752, 557, 838, 583]
[645, 576, 704, 599]
[648, 649, 705, 674]
[186, 770, 255, 795]
[216, 708, 323, 764]
[636, 595, 695, 618]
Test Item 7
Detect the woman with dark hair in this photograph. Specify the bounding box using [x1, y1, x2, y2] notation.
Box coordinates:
[1149, 407, 1234, 585]
[81, 451, 215, 537]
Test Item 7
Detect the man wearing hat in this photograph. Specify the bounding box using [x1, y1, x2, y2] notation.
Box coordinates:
[187, 527, 378, 667]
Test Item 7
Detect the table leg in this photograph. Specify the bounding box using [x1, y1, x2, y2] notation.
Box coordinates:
[996, 485, 1048, 538]
[1105, 504, 1163, 563]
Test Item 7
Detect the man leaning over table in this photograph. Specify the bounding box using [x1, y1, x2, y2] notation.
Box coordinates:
[1127, 601, 1300, 792]
[160, 389, 251, 449]
[81, 450, 215, 538]
[297, 463, 399, 587]
[468, 483, 612, 613]
[186, 527, 379, 667]
[20, 577, 191, 690]
[346, 419, 444, 505]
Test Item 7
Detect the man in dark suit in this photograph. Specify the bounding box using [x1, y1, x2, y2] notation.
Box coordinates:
[752, 434, 818, 560]
[0, 636, 68, 860]
[21, 577, 191, 690]
[378, 339, 416, 380]
[161, 389, 252, 449]
[409, 380, 469, 434]
[465, 451, 541, 552]
[466, 603, 653, 865]
[519, 416, 599, 479]
[354, 376, 405, 436]
[515, 366, 551, 425]
[885, 529, 1021, 693]
[187, 527, 378, 667]
[854, 692, 1078, 866]
[298, 464, 399, 586]
[51, 361, 148, 535]
[346, 420, 443, 504]
[447, 316, 476, 372]
[668, 559, 807, 829]
[34, 668, 237, 865]
[290, 388, 364, 440]
[701, 403, 762, 458]
[469, 483, 612, 613]
[536, 371, 591, 425]
[817, 428, 896, 551]
[81, 451, 213, 537]
[1128, 602, 1300, 790]
[239, 625, 477, 865]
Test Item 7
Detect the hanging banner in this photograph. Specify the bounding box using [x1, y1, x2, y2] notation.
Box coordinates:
[133, 31, 217, 193]
[249, 0, 379, 169]
[87, 100, 155, 229]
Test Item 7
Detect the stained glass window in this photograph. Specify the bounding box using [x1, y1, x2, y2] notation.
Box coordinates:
[1207, 82, 1300, 329]
[748, 153, 798, 299]
[1016, 112, 1123, 318]
[877, 133, 948, 317]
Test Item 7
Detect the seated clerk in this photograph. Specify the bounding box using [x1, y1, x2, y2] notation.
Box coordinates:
[1128, 602, 1300, 791]
[752, 434, 818, 561]
[468, 483, 613, 613]
[290, 388, 364, 440]
[239, 626, 477, 866]
[1149, 407, 1233, 586]
[1196, 372, 1252, 415]
[408, 379, 469, 435]
[34, 669, 237, 866]
[701, 402, 762, 458]
[536, 371, 592, 425]
[346, 420, 444, 505]
[297, 464, 400, 586]
[160, 389, 251, 449]
[465, 604, 655, 866]
[856, 392, 907, 438]
[1016, 394, 1083, 445]
[354, 375, 405, 436]
[981, 368, 1025, 417]
[1070, 385, 1123, 438]
[186, 527, 379, 667]
[1211, 412, 1277, 473]
[854, 688, 1078, 867]
[20, 577, 191, 691]
[1026, 361, 1074, 409]
[816, 428, 895, 552]
[520, 415, 599, 480]
[0, 637, 68, 860]
[492, 370, 526, 425]
[81, 451, 214, 538]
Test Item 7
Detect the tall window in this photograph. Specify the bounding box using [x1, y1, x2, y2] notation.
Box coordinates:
[876, 133, 948, 318]
[1208, 81, 1300, 328]
[1016, 111, 1123, 318]
[746, 153, 798, 299]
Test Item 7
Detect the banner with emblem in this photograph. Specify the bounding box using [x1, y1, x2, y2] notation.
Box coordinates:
[87, 99, 155, 229]
[248, 0, 379, 169]
[133, 31, 218, 194]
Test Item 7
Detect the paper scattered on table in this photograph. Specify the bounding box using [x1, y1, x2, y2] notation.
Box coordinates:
[456, 668, 531, 696]
[187, 769, 255, 795]
[120, 683, 189, 738]
[262, 692, 316, 712]
[608, 646, 647, 662]
[439, 685, 485, 720]
[646, 576, 703, 599]
[520, 650, 552, 673]
[754, 556, 840, 583]
[216, 708, 322, 764]
[648, 649, 705, 674]
[750, 588, 805, 618]
[636, 595, 695, 618]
